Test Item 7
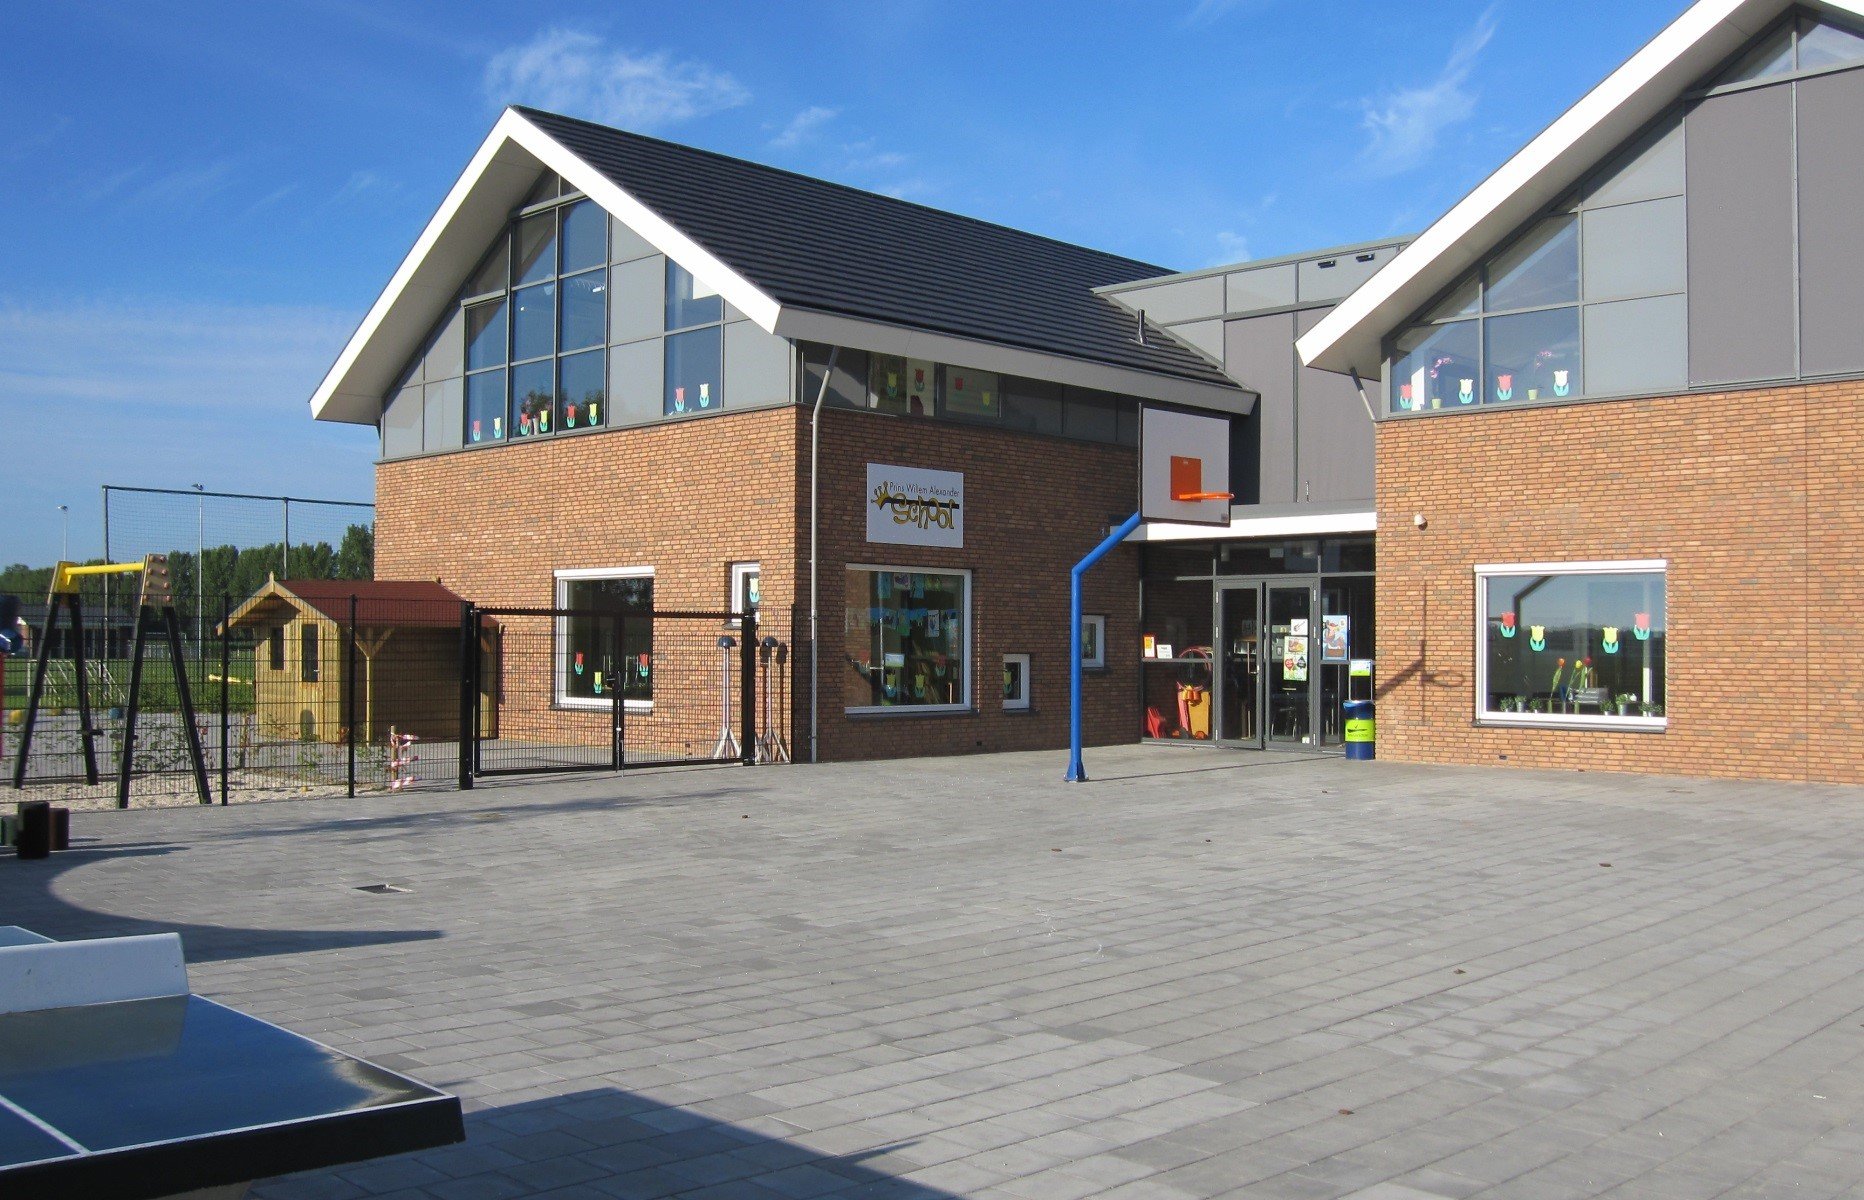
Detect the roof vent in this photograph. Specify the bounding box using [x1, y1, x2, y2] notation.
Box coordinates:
[1135, 308, 1147, 346]
[1317, 259, 1337, 269]
[1355, 252, 1376, 263]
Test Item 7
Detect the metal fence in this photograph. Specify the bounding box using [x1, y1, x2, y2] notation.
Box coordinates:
[5, 590, 799, 807]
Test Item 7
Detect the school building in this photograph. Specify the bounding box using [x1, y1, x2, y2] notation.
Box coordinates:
[312, 0, 1864, 781]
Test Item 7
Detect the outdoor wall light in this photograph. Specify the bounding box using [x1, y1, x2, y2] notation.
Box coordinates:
[1413, 512, 1428, 529]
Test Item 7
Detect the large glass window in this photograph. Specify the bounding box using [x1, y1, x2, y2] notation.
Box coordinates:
[1392, 320, 1479, 411]
[559, 271, 606, 352]
[466, 369, 506, 443]
[665, 326, 722, 415]
[555, 570, 654, 708]
[1476, 563, 1666, 726]
[1485, 307, 1581, 404]
[511, 360, 554, 438]
[845, 567, 970, 713]
[511, 282, 556, 362]
[1484, 217, 1578, 312]
[558, 199, 606, 274]
[513, 211, 556, 286]
[465, 300, 506, 371]
[558, 350, 605, 431]
[665, 261, 723, 330]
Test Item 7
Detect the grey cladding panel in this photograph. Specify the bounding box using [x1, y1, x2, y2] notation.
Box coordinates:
[1226, 313, 1296, 505]
[1225, 265, 1297, 314]
[382, 386, 423, 459]
[1686, 85, 1795, 385]
[610, 256, 664, 345]
[1298, 250, 1391, 302]
[610, 216, 657, 263]
[1796, 67, 1864, 377]
[424, 377, 463, 452]
[1119, 276, 1224, 324]
[609, 337, 663, 425]
[1584, 115, 1685, 208]
[1583, 197, 1685, 302]
[424, 308, 464, 381]
[724, 321, 791, 410]
[1165, 319, 1224, 365]
[1585, 295, 1687, 396]
[1294, 308, 1373, 504]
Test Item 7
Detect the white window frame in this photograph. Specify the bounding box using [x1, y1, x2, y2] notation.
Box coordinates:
[1003, 653, 1032, 711]
[1473, 559, 1666, 731]
[554, 565, 655, 712]
[845, 564, 972, 716]
[728, 561, 759, 627]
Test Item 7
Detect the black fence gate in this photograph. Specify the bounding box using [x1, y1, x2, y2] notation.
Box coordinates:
[464, 606, 757, 783]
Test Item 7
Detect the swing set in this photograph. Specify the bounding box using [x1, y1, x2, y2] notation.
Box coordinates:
[10, 555, 212, 807]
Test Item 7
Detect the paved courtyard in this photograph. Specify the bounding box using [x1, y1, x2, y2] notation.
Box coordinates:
[5, 746, 1864, 1199]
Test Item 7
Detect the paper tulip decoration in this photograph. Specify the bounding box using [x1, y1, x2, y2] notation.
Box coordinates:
[1633, 612, 1651, 641]
[573, 652, 584, 676]
[1398, 383, 1414, 410]
[588, 401, 600, 424]
[674, 386, 687, 412]
[1458, 378, 1475, 404]
[1499, 611, 1517, 638]
[1553, 369, 1571, 397]
[698, 383, 710, 409]
[592, 671, 604, 695]
[472, 420, 482, 442]
[1495, 373, 1513, 402]
[1529, 625, 1547, 652]
[1602, 626, 1620, 654]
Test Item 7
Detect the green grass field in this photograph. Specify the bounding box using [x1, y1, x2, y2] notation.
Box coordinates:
[2, 649, 257, 715]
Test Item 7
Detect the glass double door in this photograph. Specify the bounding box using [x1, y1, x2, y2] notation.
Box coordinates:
[1216, 581, 1319, 748]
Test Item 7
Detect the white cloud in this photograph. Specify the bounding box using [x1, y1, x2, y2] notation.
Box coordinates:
[1212, 230, 1252, 264]
[769, 105, 838, 149]
[1180, 0, 1271, 26]
[484, 29, 749, 130]
[1358, 7, 1499, 177]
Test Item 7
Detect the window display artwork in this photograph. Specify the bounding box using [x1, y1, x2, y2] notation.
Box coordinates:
[845, 568, 969, 712]
[943, 366, 999, 418]
[867, 355, 937, 416]
[1478, 565, 1665, 721]
[1321, 615, 1350, 664]
[556, 571, 654, 707]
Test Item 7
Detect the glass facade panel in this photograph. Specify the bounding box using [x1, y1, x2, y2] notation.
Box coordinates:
[558, 349, 605, 431]
[1718, 23, 1794, 84]
[558, 199, 606, 274]
[1002, 376, 1063, 435]
[511, 282, 556, 362]
[664, 326, 722, 415]
[1484, 307, 1581, 405]
[1796, 16, 1864, 69]
[1480, 569, 1666, 721]
[559, 270, 606, 352]
[1392, 319, 1479, 411]
[844, 568, 969, 711]
[1485, 217, 1578, 312]
[513, 211, 556, 286]
[466, 369, 506, 443]
[867, 354, 935, 415]
[557, 575, 654, 705]
[665, 261, 723, 330]
[511, 359, 554, 438]
[465, 300, 507, 371]
[943, 366, 1000, 419]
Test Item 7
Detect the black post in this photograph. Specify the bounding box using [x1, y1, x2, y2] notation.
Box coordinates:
[346, 593, 358, 799]
[66, 594, 99, 785]
[117, 607, 150, 808]
[618, 614, 633, 775]
[219, 594, 230, 805]
[12, 593, 62, 789]
[457, 603, 474, 790]
[159, 606, 211, 806]
[740, 612, 757, 766]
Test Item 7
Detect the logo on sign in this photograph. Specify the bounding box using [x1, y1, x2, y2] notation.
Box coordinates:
[865, 464, 964, 548]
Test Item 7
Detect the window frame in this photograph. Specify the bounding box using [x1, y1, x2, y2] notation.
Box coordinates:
[553, 566, 655, 713]
[1002, 653, 1032, 711]
[300, 623, 320, 684]
[728, 562, 759, 628]
[1472, 559, 1668, 732]
[1080, 614, 1107, 671]
[844, 564, 973, 716]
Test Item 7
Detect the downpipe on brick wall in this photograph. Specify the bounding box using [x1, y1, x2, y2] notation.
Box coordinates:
[808, 347, 839, 764]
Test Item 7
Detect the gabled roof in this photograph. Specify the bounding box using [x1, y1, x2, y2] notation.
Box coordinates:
[222, 578, 467, 631]
[311, 108, 1246, 424]
[1298, 0, 1864, 377]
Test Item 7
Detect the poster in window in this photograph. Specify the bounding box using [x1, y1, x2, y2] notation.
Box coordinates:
[1321, 615, 1350, 664]
[943, 367, 999, 418]
[1282, 636, 1309, 682]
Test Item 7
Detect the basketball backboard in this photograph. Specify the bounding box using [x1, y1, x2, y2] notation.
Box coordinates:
[1139, 406, 1233, 527]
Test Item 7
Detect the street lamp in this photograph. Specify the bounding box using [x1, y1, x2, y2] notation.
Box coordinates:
[192, 484, 205, 649]
[56, 504, 68, 563]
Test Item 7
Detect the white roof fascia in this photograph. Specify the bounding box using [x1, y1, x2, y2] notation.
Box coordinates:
[1133, 509, 1376, 542]
[774, 307, 1256, 415]
[309, 108, 782, 425]
[1296, 0, 1809, 378]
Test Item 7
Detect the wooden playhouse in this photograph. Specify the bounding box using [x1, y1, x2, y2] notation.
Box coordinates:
[219, 578, 496, 744]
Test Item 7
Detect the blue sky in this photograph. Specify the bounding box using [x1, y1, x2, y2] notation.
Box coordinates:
[3, 0, 1687, 566]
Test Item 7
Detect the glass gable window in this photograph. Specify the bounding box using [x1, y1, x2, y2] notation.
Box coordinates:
[665, 324, 722, 415]
[555, 570, 654, 707]
[1392, 320, 1478, 411]
[456, 173, 609, 446]
[845, 567, 970, 713]
[1476, 563, 1666, 726]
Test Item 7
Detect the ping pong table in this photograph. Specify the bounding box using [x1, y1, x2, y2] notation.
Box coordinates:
[0, 927, 464, 1200]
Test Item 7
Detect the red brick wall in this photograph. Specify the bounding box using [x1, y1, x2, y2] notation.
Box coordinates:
[1376, 380, 1861, 783]
[375, 405, 1141, 763]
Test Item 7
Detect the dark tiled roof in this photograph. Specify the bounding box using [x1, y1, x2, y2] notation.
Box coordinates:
[278, 579, 465, 626]
[517, 108, 1236, 391]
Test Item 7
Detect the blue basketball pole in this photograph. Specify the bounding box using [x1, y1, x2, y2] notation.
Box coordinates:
[1067, 511, 1143, 782]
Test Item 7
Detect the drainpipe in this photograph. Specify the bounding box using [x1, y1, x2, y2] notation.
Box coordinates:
[1348, 368, 1377, 423]
[808, 346, 839, 764]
